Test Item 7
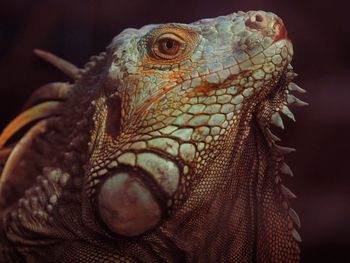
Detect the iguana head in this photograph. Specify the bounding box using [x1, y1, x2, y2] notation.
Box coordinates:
[86, 10, 293, 237]
[0, 10, 305, 262]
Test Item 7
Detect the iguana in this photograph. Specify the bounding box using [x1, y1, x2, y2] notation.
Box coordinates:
[0, 10, 307, 262]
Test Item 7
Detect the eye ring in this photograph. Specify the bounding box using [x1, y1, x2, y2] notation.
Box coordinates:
[151, 33, 186, 60]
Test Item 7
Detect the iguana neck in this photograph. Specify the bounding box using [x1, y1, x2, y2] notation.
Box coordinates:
[142, 110, 269, 262]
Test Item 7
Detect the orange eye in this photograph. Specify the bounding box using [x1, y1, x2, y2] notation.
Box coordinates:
[158, 38, 180, 56]
[151, 33, 185, 60]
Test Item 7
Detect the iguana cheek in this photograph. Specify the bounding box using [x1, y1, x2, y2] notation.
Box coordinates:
[98, 172, 161, 237]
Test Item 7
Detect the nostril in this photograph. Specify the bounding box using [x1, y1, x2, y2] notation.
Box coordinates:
[245, 11, 269, 29]
[255, 14, 264, 23]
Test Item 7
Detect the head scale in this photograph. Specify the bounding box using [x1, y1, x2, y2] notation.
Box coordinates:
[85, 11, 293, 237]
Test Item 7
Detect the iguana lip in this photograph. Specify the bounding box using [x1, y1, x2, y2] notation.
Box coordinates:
[273, 19, 289, 42]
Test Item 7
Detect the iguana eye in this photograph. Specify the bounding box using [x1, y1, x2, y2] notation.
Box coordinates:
[159, 38, 180, 55]
[152, 33, 185, 60]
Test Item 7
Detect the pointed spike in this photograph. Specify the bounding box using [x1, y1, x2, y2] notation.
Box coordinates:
[23, 82, 71, 110]
[0, 146, 14, 164]
[90, 52, 106, 62]
[289, 208, 301, 228]
[34, 49, 81, 79]
[80, 68, 87, 73]
[0, 102, 60, 148]
[0, 120, 48, 198]
[286, 71, 298, 81]
[271, 112, 284, 129]
[281, 106, 296, 122]
[287, 94, 309, 107]
[288, 82, 306, 93]
[266, 128, 281, 142]
[291, 229, 302, 242]
[281, 185, 297, 199]
[294, 97, 309, 107]
[90, 55, 99, 61]
[84, 61, 96, 70]
[275, 145, 296, 155]
[287, 94, 296, 104]
[97, 52, 106, 60]
[287, 64, 293, 70]
[275, 175, 281, 184]
[280, 162, 294, 176]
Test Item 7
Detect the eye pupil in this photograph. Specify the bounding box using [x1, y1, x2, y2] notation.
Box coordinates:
[158, 38, 180, 57]
[165, 40, 174, 49]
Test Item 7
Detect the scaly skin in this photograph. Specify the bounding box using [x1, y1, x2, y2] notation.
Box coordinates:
[0, 10, 306, 262]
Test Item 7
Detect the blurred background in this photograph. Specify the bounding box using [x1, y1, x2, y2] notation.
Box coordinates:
[0, 0, 349, 262]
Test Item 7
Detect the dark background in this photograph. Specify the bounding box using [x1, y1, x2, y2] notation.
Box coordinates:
[1, 0, 349, 262]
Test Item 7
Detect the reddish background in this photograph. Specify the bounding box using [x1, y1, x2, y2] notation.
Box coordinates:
[1, 0, 349, 262]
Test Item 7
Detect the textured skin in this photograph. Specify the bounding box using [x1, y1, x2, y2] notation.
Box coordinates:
[0, 10, 305, 262]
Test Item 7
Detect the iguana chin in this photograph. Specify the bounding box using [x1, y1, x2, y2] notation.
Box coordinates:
[0, 10, 307, 262]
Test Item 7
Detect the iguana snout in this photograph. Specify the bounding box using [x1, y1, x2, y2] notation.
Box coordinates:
[245, 11, 288, 42]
